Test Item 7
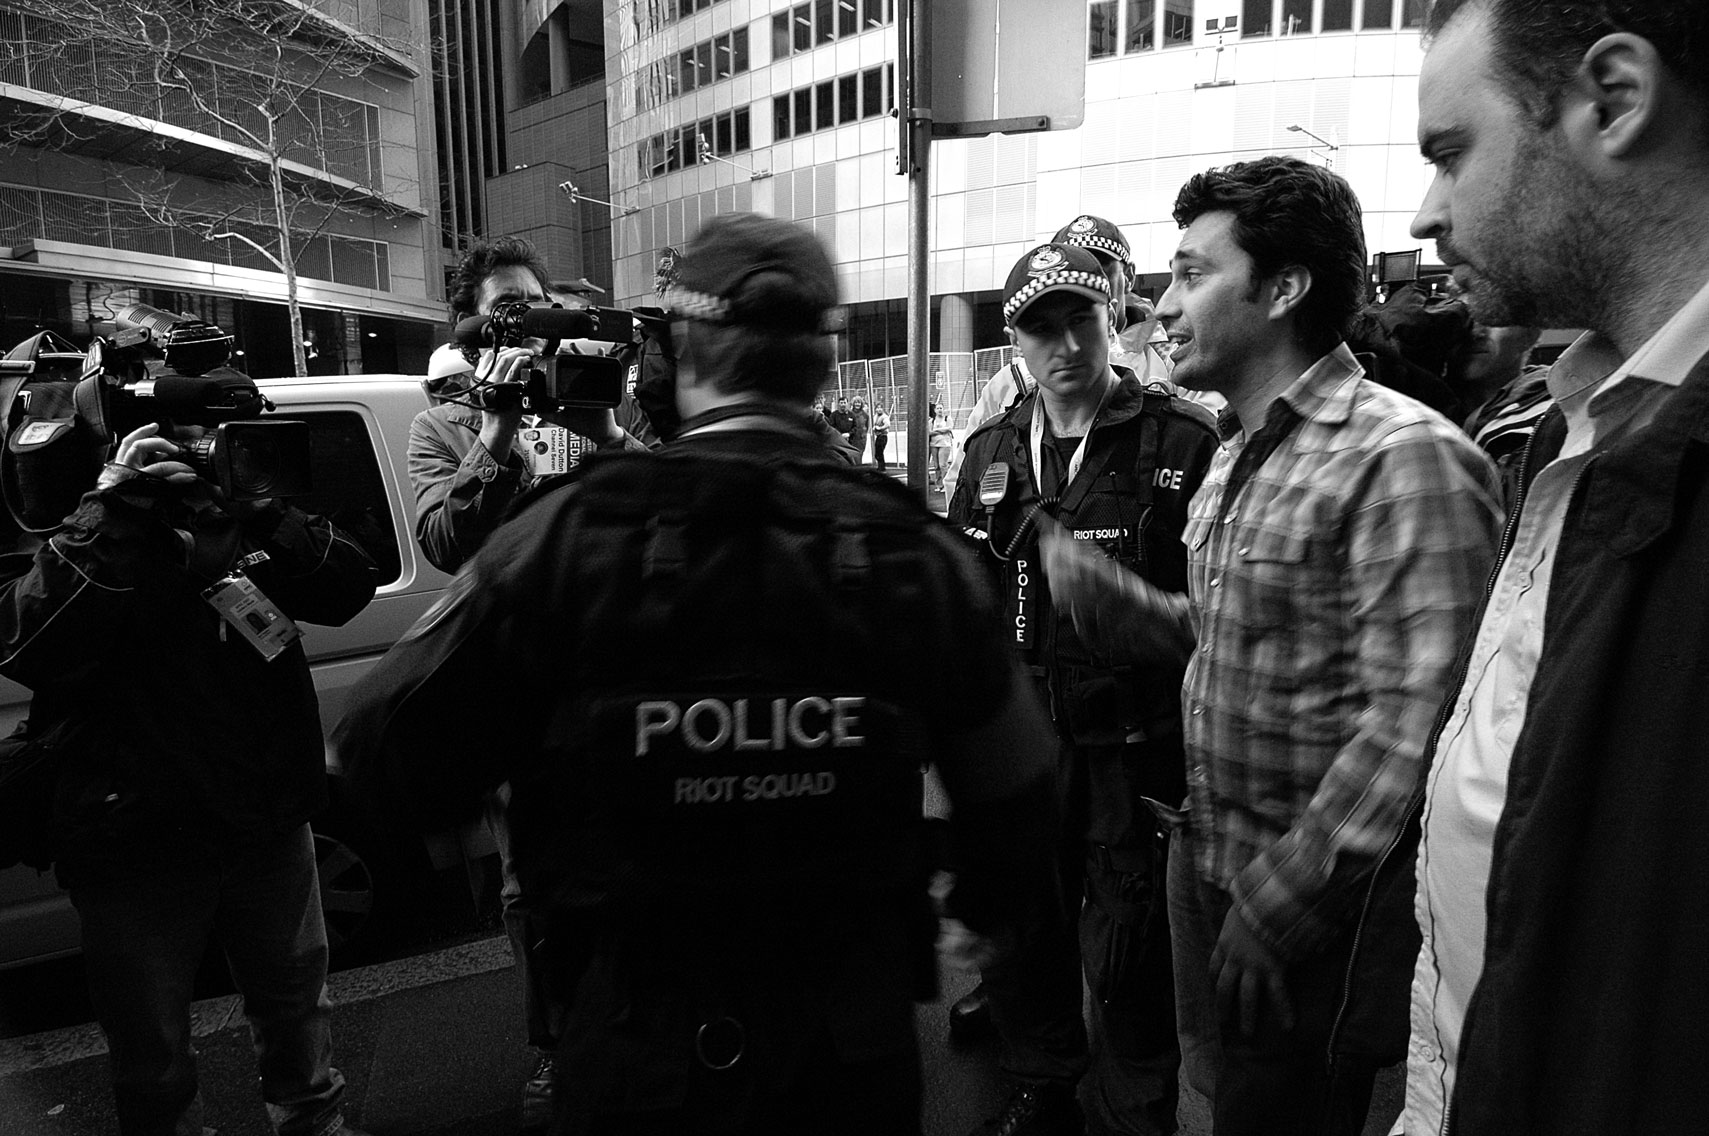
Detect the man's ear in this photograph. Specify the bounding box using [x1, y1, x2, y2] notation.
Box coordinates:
[1562, 33, 1665, 161]
[1004, 325, 1018, 347]
[1268, 265, 1314, 323]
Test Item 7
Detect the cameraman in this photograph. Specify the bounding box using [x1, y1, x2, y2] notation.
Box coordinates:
[409, 235, 660, 1131]
[0, 420, 377, 1136]
[410, 235, 652, 575]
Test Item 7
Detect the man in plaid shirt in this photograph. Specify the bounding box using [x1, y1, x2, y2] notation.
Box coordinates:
[1133, 157, 1502, 1134]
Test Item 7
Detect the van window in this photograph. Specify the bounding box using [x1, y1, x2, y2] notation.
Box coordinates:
[276, 410, 403, 586]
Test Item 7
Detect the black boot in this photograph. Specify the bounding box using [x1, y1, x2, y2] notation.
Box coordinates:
[949, 982, 996, 1043]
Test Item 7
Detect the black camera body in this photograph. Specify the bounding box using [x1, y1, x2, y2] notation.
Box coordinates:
[455, 302, 670, 416]
[0, 305, 313, 533]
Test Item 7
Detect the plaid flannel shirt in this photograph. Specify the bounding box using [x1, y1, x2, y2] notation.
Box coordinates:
[1182, 344, 1501, 961]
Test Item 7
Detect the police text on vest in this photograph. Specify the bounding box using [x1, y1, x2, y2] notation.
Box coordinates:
[635, 696, 866, 756]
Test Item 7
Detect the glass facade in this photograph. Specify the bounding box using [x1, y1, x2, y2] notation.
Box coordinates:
[606, 1, 1437, 367]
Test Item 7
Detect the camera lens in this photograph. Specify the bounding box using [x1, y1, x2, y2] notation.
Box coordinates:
[227, 429, 285, 497]
[177, 434, 216, 470]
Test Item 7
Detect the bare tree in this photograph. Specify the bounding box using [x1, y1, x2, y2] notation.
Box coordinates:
[0, 0, 418, 376]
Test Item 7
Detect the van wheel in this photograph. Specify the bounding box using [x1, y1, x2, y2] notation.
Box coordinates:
[313, 829, 377, 962]
[312, 775, 431, 967]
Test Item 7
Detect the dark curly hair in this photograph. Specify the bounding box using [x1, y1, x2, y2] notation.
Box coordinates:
[446, 236, 552, 324]
[1425, 0, 1709, 130]
[1172, 156, 1367, 355]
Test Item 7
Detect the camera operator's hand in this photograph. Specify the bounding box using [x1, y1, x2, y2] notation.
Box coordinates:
[474, 346, 533, 460]
[545, 405, 624, 448]
[97, 423, 200, 503]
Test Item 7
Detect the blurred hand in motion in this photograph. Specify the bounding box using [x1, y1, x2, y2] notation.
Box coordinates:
[1037, 515, 1196, 666]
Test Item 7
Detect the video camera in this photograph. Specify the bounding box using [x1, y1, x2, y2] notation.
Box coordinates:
[0, 304, 312, 533]
[451, 301, 670, 414]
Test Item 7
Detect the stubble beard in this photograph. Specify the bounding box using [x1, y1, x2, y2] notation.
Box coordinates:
[1452, 134, 1634, 334]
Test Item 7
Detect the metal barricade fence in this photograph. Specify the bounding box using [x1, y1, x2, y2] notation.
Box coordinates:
[823, 348, 1021, 463]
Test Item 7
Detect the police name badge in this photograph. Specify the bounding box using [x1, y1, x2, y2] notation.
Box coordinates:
[518, 426, 572, 476]
[202, 572, 301, 662]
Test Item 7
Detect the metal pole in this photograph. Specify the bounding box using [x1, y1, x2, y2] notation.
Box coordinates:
[902, 0, 932, 498]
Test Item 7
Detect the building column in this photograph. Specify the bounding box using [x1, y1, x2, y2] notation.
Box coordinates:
[548, 8, 570, 95]
[938, 292, 973, 354]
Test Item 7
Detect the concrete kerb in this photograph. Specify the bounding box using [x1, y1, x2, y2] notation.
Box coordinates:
[0, 934, 514, 1077]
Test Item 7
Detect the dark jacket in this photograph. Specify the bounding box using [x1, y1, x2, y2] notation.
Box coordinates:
[0, 487, 377, 885]
[947, 370, 1216, 844]
[947, 370, 1217, 668]
[336, 415, 1060, 1115]
[1351, 348, 1709, 1130]
[408, 397, 656, 573]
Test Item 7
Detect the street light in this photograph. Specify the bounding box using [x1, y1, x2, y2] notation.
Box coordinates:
[1286, 123, 1339, 150]
[1285, 124, 1339, 167]
[697, 133, 773, 180]
[558, 181, 639, 216]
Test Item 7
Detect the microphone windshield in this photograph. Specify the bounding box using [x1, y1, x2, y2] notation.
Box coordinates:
[978, 461, 1010, 508]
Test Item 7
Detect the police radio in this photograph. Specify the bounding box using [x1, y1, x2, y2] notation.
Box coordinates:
[977, 462, 1010, 508]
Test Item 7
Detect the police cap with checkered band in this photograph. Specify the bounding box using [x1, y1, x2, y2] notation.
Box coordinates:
[1052, 214, 1132, 269]
[1002, 243, 1113, 325]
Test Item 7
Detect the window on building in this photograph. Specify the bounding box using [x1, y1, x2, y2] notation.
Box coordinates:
[1164, 0, 1194, 44]
[838, 0, 858, 36]
[794, 87, 812, 132]
[696, 41, 713, 84]
[679, 48, 697, 92]
[1400, 0, 1426, 26]
[828, 73, 851, 124]
[815, 79, 834, 128]
[774, 93, 792, 139]
[862, 0, 888, 29]
[716, 113, 733, 155]
[734, 106, 751, 151]
[861, 65, 884, 117]
[1242, 0, 1272, 36]
[773, 11, 791, 57]
[1089, 0, 1118, 57]
[1126, 0, 1155, 51]
[714, 32, 732, 79]
[793, 3, 812, 51]
[1322, 0, 1353, 30]
[1363, 0, 1392, 29]
[815, 0, 834, 44]
[732, 26, 749, 72]
[886, 62, 895, 110]
[1282, 0, 1310, 32]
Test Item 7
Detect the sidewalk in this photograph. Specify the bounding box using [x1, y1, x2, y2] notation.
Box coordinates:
[0, 937, 526, 1136]
[0, 932, 1399, 1136]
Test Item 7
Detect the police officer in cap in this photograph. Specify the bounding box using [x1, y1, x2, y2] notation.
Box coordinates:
[946, 215, 1167, 501]
[335, 212, 1061, 1135]
[949, 242, 1217, 1136]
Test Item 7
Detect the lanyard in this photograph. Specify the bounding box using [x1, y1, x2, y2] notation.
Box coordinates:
[1029, 371, 1116, 501]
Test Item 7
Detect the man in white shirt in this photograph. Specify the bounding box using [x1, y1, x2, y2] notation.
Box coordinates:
[1396, 2, 1709, 1133]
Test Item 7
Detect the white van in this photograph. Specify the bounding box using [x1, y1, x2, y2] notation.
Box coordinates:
[0, 375, 457, 969]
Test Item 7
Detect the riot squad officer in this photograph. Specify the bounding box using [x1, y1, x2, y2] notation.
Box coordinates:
[948, 242, 1217, 1136]
[335, 212, 1061, 1135]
